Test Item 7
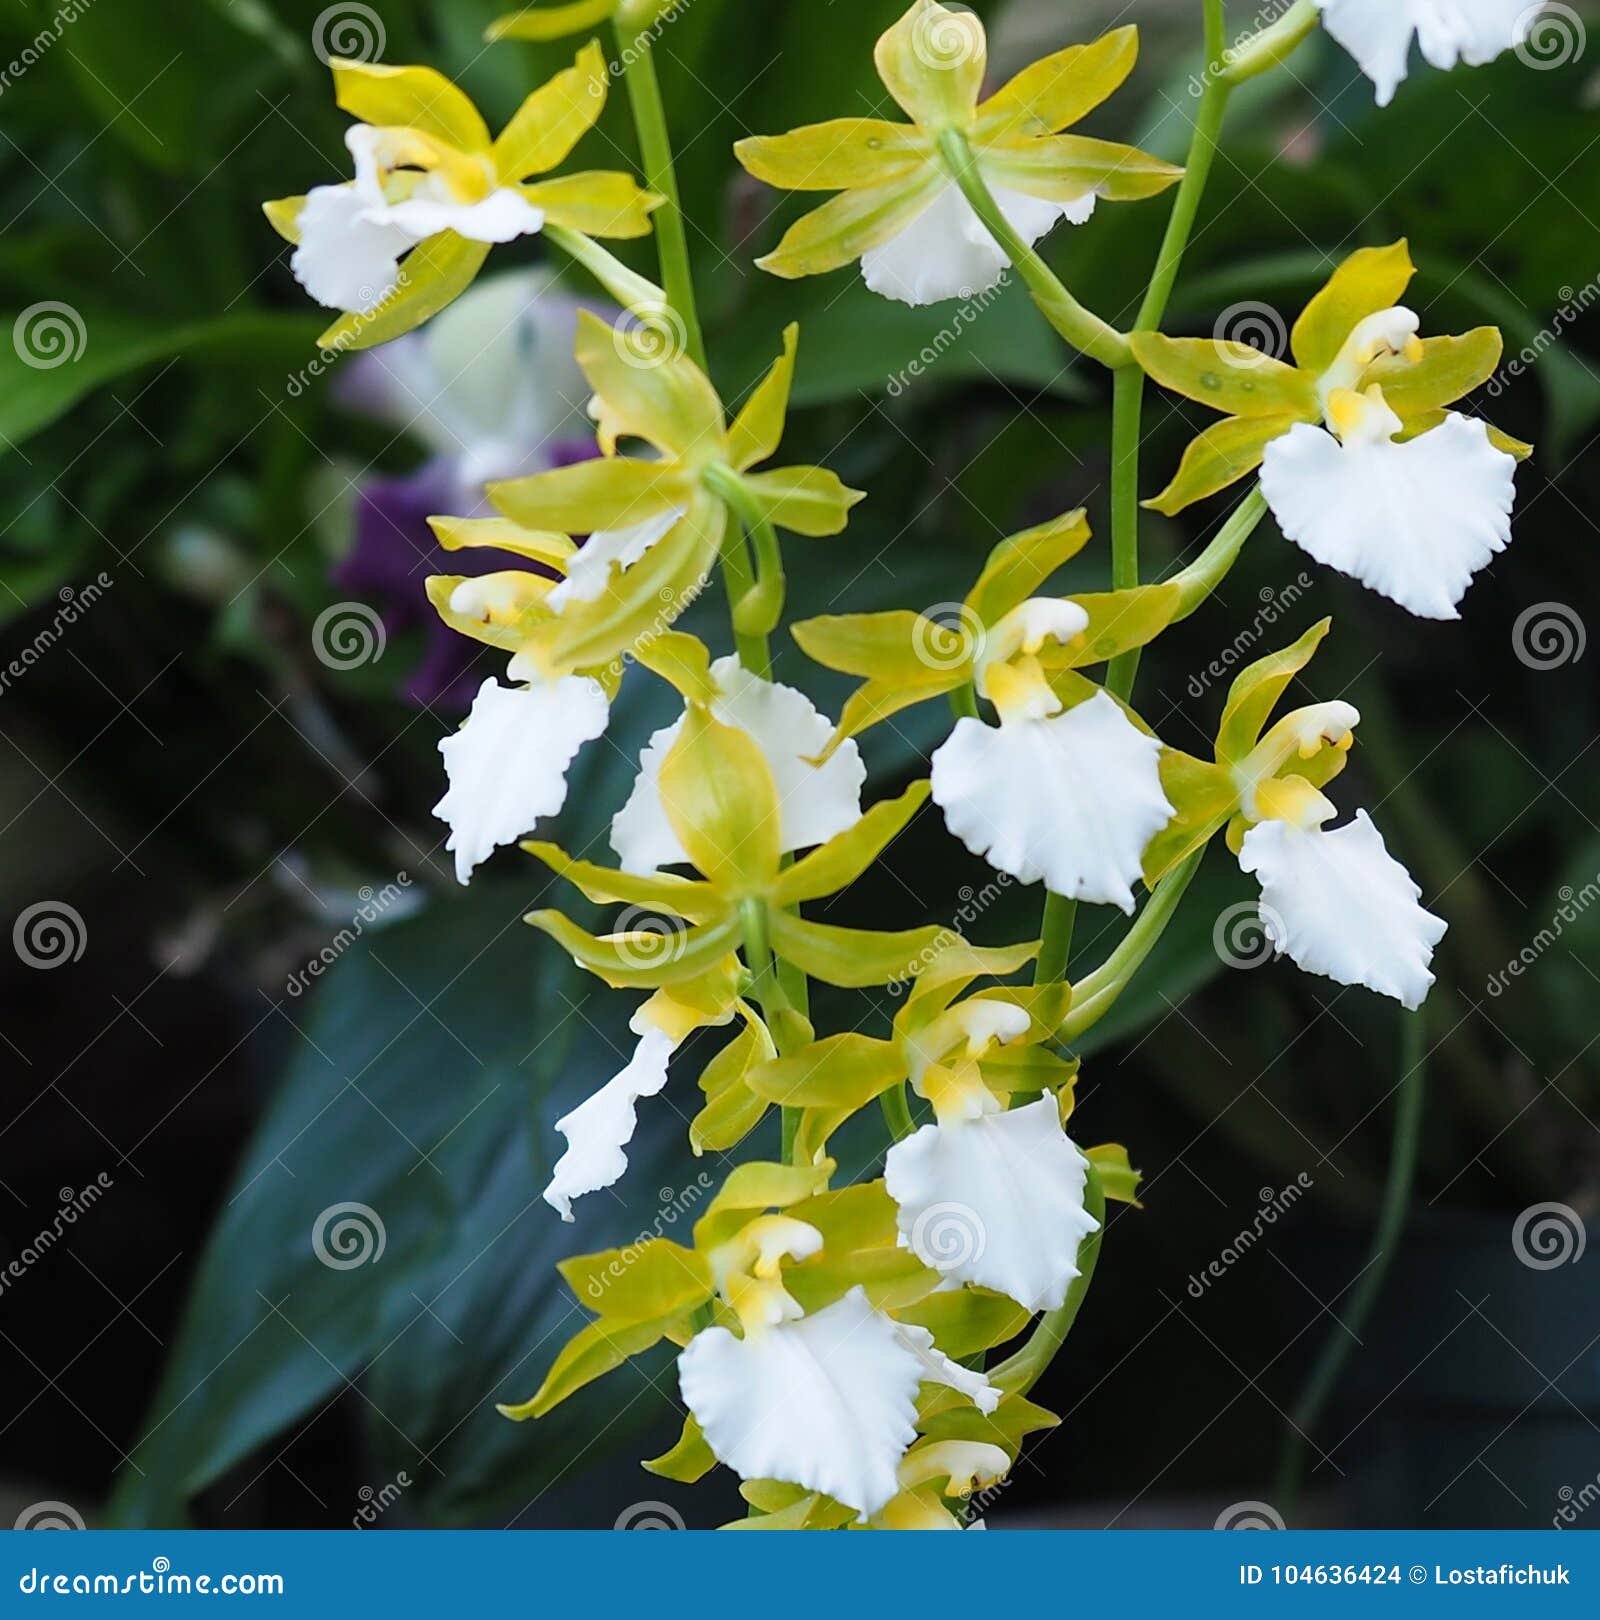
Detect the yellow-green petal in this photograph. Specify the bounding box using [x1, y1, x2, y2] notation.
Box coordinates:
[1144, 413, 1302, 516]
[522, 171, 662, 239]
[497, 1314, 677, 1419]
[520, 839, 720, 922]
[487, 0, 615, 41]
[525, 908, 741, 989]
[1215, 617, 1332, 764]
[1290, 239, 1415, 375]
[875, 0, 987, 128]
[1361, 328, 1503, 419]
[746, 1032, 905, 1109]
[316, 232, 491, 352]
[691, 1016, 776, 1154]
[965, 507, 1091, 628]
[331, 59, 491, 152]
[492, 39, 609, 179]
[643, 1413, 718, 1483]
[428, 515, 574, 568]
[1050, 582, 1182, 668]
[658, 704, 782, 893]
[982, 134, 1182, 204]
[489, 455, 688, 532]
[735, 118, 931, 191]
[768, 912, 949, 989]
[755, 168, 943, 280]
[974, 25, 1138, 140]
[558, 1238, 713, 1321]
[771, 781, 931, 906]
[1129, 332, 1318, 419]
[725, 324, 797, 473]
[734, 465, 864, 537]
[575, 307, 725, 461]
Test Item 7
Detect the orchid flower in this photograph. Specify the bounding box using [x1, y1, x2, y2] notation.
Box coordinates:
[332, 268, 609, 706]
[794, 511, 1181, 910]
[1316, 0, 1537, 106]
[748, 939, 1110, 1311]
[264, 47, 660, 348]
[1150, 621, 1447, 1008]
[426, 317, 858, 882]
[1133, 241, 1529, 617]
[734, 1, 1180, 306]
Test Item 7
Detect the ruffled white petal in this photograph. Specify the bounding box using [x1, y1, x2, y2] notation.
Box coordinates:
[1260, 413, 1515, 620]
[930, 691, 1172, 913]
[611, 655, 866, 874]
[892, 1322, 1001, 1414]
[546, 507, 684, 611]
[434, 674, 609, 884]
[382, 186, 546, 245]
[1238, 810, 1448, 1009]
[1316, 0, 1530, 105]
[680, 1286, 947, 1519]
[885, 1097, 1099, 1313]
[542, 1024, 676, 1221]
[291, 182, 417, 313]
[861, 176, 1095, 306]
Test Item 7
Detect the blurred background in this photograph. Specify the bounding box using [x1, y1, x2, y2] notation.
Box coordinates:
[2, 0, 1599, 1532]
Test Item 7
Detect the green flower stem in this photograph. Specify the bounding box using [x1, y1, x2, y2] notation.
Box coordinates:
[705, 464, 786, 642]
[1276, 1010, 1428, 1511]
[1136, 0, 1231, 338]
[990, 1166, 1107, 1397]
[1221, 0, 1321, 86]
[615, 24, 707, 373]
[880, 1082, 916, 1144]
[1059, 847, 1205, 1043]
[1168, 483, 1269, 619]
[1034, 894, 1078, 988]
[739, 897, 802, 1161]
[1102, 360, 1148, 701]
[936, 129, 1131, 372]
[949, 681, 979, 722]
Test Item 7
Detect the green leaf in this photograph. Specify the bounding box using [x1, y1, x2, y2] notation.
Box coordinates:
[0, 310, 321, 452]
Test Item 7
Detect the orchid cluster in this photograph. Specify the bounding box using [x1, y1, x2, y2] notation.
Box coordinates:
[270, 0, 1534, 1527]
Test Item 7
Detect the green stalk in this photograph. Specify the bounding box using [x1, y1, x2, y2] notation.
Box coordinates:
[1102, 361, 1148, 701]
[936, 129, 1130, 371]
[991, 1168, 1107, 1396]
[1168, 484, 1269, 620]
[880, 1082, 916, 1144]
[1221, 0, 1321, 85]
[1060, 848, 1205, 1043]
[615, 23, 706, 372]
[1034, 895, 1078, 987]
[1276, 1011, 1429, 1510]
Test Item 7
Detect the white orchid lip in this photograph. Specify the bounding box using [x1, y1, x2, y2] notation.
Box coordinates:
[885, 1096, 1100, 1312]
[1234, 700, 1360, 821]
[290, 123, 544, 315]
[678, 1285, 997, 1520]
[611, 655, 866, 874]
[1261, 389, 1517, 620]
[543, 1022, 678, 1221]
[931, 689, 1174, 913]
[862, 174, 1095, 307]
[1315, 0, 1534, 106]
[434, 669, 609, 884]
[1238, 808, 1447, 1009]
